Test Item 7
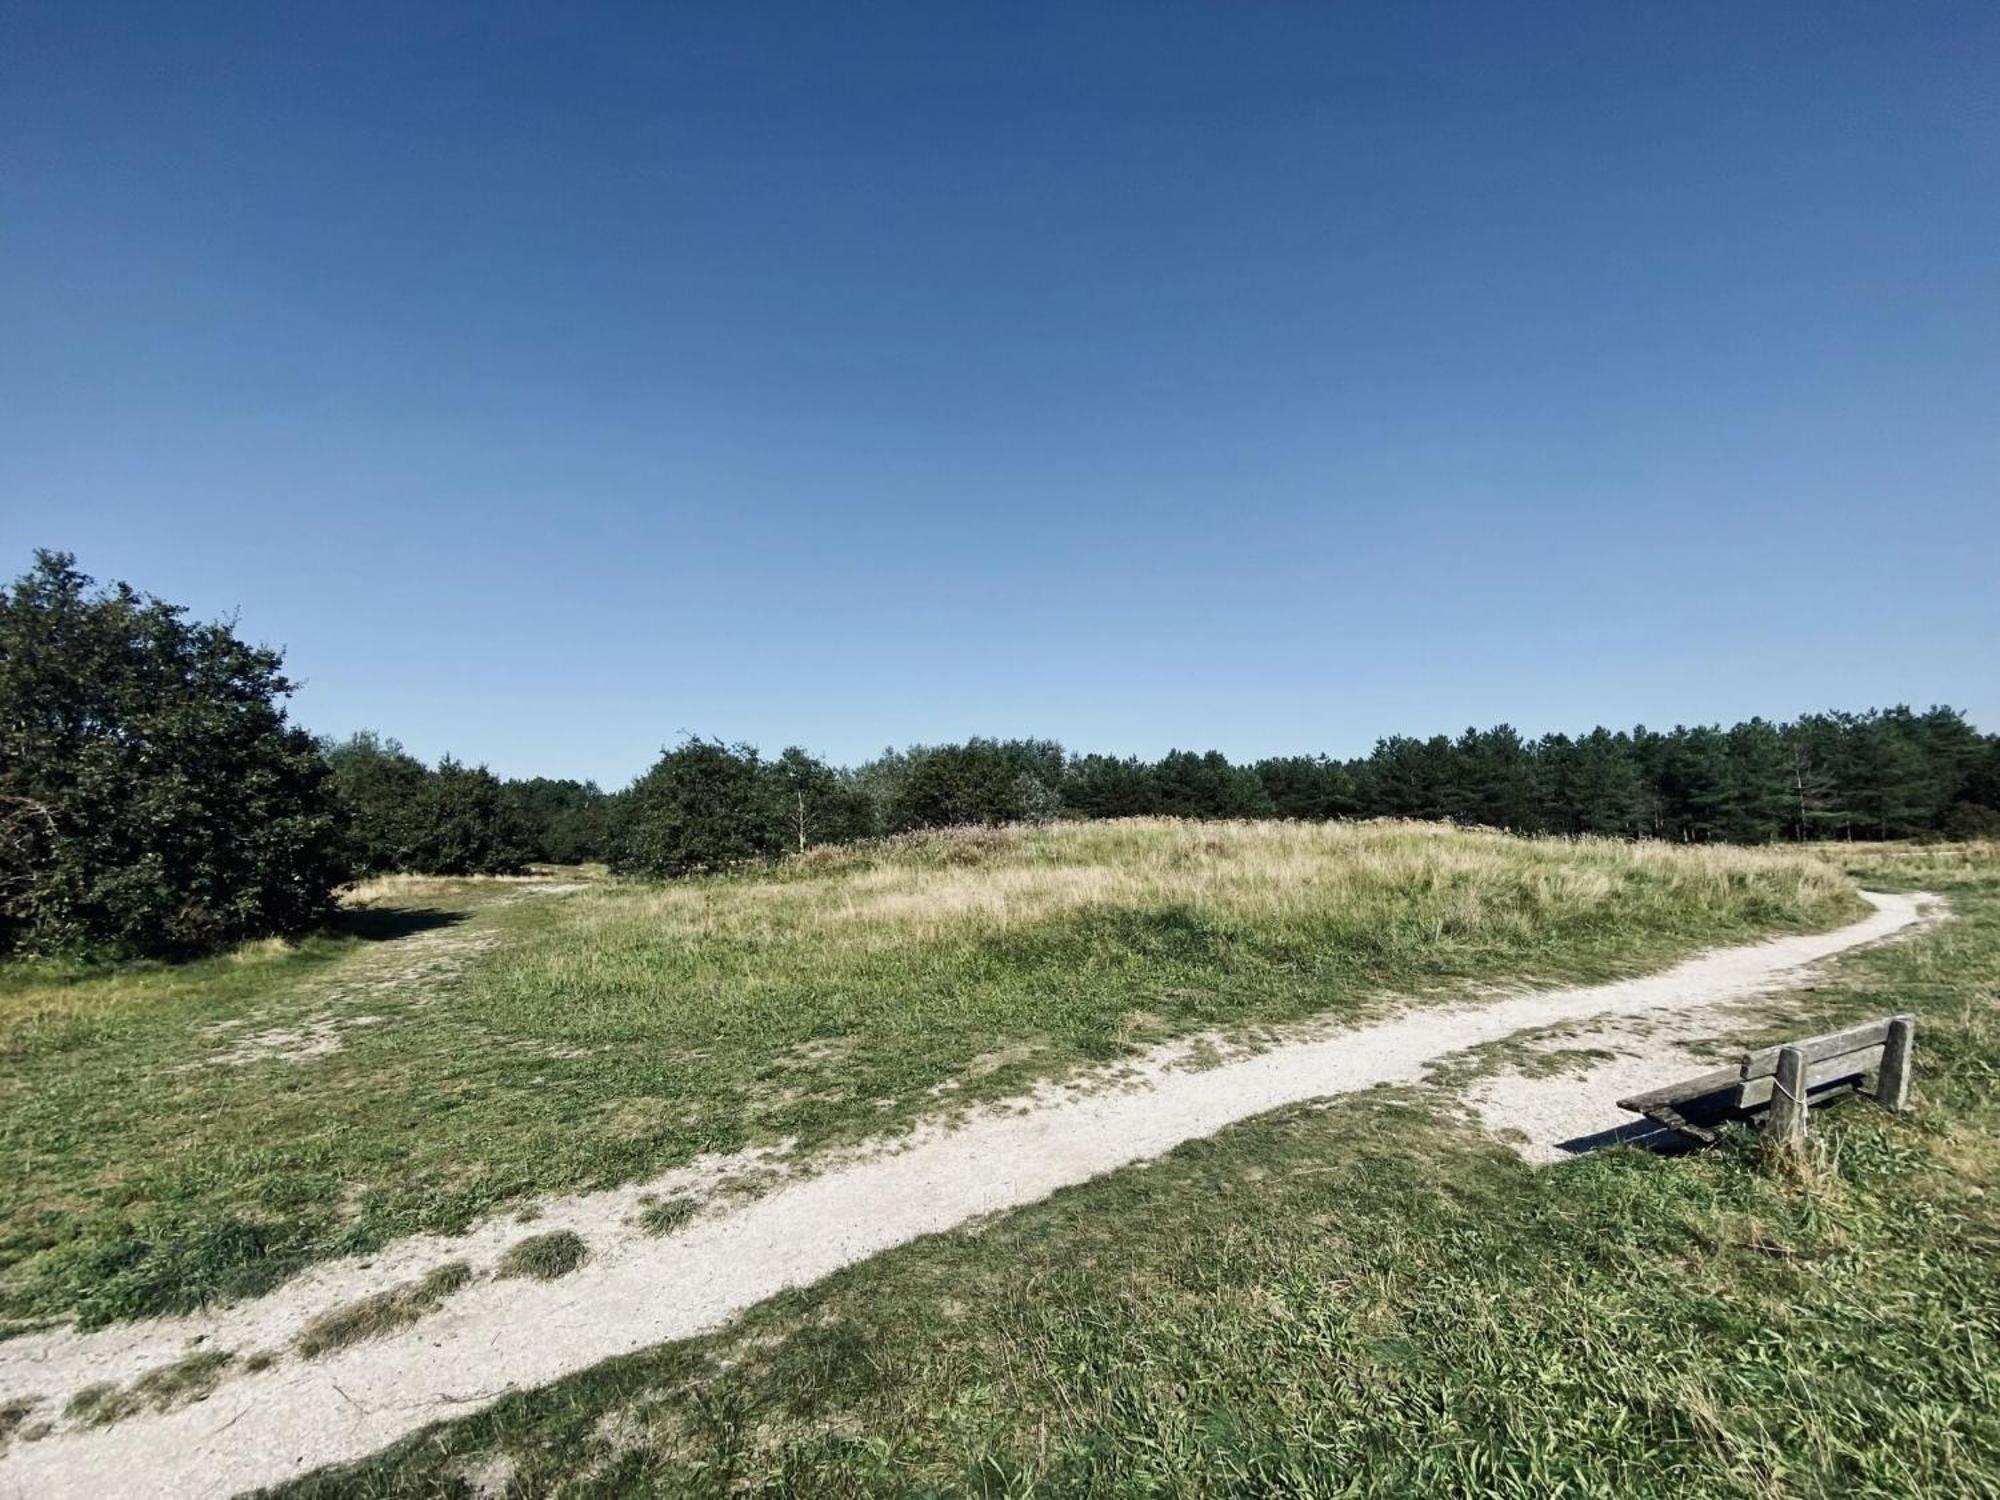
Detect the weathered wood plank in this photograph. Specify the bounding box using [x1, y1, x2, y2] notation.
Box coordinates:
[1617, 1065, 1742, 1113]
[1740, 1019, 1892, 1080]
[1878, 1014, 1915, 1112]
[1638, 1104, 1722, 1146]
[1766, 1045, 1810, 1143]
[1737, 1046, 1882, 1110]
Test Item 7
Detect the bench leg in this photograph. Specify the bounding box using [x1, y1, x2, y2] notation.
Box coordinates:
[1641, 1105, 1720, 1147]
[1767, 1045, 1810, 1146]
[1877, 1015, 1915, 1113]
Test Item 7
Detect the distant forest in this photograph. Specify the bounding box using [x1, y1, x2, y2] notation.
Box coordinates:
[324, 704, 2000, 881]
[7, 550, 1997, 958]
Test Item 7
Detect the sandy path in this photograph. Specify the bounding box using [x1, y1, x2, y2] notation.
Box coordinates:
[0, 890, 1934, 1498]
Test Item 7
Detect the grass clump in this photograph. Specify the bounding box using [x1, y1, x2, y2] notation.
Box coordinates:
[294, 1262, 473, 1359]
[0, 1396, 39, 1449]
[636, 1196, 698, 1236]
[494, 1230, 587, 1281]
[59, 1347, 237, 1428]
[61, 1383, 117, 1424]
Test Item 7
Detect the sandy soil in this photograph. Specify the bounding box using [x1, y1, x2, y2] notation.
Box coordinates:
[0, 889, 1935, 1498]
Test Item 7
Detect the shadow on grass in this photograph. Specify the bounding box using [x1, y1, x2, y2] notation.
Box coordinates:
[331, 907, 467, 943]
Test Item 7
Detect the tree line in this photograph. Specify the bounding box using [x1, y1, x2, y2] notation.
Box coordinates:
[5, 551, 1997, 959]
[442, 708, 1994, 882]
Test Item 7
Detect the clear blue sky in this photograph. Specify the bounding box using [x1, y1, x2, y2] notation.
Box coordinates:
[4, 3, 1995, 787]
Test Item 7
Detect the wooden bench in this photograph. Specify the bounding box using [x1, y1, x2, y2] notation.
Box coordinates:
[1616, 1014, 1915, 1147]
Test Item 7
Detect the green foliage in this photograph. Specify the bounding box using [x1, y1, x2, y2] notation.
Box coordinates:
[324, 733, 430, 873]
[777, 747, 874, 853]
[325, 733, 530, 876]
[1251, 754, 1357, 820]
[1065, 753, 1161, 818]
[1149, 749, 1275, 820]
[415, 758, 532, 876]
[884, 739, 1065, 831]
[501, 776, 610, 864]
[611, 739, 786, 877]
[0, 551, 346, 958]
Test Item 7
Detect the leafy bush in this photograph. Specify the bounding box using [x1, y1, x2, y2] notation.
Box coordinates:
[610, 739, 786, 877]
[767, 747, 874, 852]
[325, 733, 530, 876]
[500, 776, 610, 864]
[886, 739, 1065, 830]
[0, 551, 347, 957]
[413, 758, 532, 875]
[324, 732, 430, 873]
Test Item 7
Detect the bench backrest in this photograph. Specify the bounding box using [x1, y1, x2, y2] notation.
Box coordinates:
[1618, 1014, 1913, 1116]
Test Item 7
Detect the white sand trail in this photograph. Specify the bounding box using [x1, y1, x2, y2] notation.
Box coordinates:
[0, 890, 1934, 1498]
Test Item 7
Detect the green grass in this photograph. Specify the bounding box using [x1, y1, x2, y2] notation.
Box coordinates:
[266, 841, 2000, 1499]
[638, 1196, 699, 1236]
[0, 821, 1860, 1331]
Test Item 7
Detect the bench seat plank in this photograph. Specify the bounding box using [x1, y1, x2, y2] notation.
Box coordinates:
[1617, 1065, 1742, 1113]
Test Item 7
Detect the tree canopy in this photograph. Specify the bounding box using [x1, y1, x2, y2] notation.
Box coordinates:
[0, 552, 347, 957]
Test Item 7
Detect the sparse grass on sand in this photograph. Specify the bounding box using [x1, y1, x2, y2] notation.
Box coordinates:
[293, 1263, 473, 1360]
[275, 842, 2000, 1499]
[60, 1348, 234, 1427]
[0, 821, 1859, 1330]
[636, 1197, 699, 1237]
[495, 1230, 588, 1281]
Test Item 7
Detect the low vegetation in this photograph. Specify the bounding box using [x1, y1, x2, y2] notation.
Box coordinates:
[496, 1231, 588, 1282]
[293, 1263, 473, 1360]
[61, 1348, 234, 1427]
[637, 1197, 699, 1237]
[1, 820, 1854, 1330]
[274, 842, 2000, 1499]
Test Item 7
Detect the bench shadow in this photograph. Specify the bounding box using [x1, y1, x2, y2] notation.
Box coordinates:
[1556, 1080, 1875, 1159]
[333, 907, 467, 943]
[1552, 1118, 1699, 1157]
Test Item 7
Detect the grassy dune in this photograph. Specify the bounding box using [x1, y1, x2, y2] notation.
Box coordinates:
[0, 820, 1859, 1329]
[282, 842, 2000, 1500]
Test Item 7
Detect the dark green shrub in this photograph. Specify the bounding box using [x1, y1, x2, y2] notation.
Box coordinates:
[324, 732, 430, 873]
[0, 552, 348, 958]
[410, 758, 531, 875]
[610, 739, 784, 877]
[325, 734, 529, 876]
[1149, 749, 1274, 820]
[888, 739, 1065, 830]
[500, 776, 610, 864]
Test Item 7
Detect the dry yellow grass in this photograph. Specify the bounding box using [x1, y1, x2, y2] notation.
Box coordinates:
[569, 817, 1855, 959]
